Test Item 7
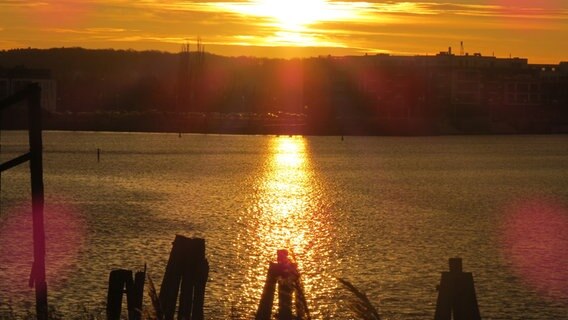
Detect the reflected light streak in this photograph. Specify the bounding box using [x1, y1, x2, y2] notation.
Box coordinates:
[237, 136, 335, 318]
[259, 136, 311, 245]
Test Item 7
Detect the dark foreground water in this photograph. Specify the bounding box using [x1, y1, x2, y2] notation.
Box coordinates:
[1, 131, 567, 319]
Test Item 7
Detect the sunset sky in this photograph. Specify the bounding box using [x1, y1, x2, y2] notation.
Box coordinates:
[1, 0, 567, 63]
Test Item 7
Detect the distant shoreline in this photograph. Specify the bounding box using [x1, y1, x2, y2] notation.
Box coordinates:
[3, 111, 568, 136]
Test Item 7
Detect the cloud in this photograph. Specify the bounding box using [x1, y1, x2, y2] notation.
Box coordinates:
[1, 1, 567, 62]
[47, 28, 113, 34]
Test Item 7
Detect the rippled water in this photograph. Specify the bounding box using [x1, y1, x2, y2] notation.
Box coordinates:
[1, 131, 567, 319]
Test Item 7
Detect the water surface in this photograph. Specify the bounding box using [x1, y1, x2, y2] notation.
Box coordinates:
[1, 132, 567, 319]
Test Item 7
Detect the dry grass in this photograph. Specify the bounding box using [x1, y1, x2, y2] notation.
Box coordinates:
[337, 278, 381, 320]
[144, 274, 163, 320]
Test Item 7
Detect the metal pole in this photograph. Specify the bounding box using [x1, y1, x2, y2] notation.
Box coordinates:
[28, 84, 48, 320]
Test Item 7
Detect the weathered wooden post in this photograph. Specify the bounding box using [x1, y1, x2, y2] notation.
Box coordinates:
[1, 84, 48, 320]
[255, 250, 310, 320]
[434, 258, 481, 320]
[256, 263, 279, 320]
[159, 235, 209, 320]
[277, 250, 293, 320]
[107, 269, 132, 320]
[28, 84, 48, 320]
[106, 267, 146, 320]
[130, 269, 146, 318]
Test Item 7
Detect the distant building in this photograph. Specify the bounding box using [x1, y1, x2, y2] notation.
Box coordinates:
[0, 66, 57, 112]
[350, 50, 568, 121]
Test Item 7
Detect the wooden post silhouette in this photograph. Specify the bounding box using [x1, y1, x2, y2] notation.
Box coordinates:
[0, 84, 48, 320]
[256, 250, 310, 320]
[106, 267, 146, 320]
[159, 236, 209, 320]
[434, 258, 481, 320]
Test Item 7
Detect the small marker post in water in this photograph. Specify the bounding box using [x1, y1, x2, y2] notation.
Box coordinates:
[97, 148, 100, 162]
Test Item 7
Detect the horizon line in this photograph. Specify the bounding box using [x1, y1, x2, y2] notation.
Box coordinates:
[2, 46, 567, 65]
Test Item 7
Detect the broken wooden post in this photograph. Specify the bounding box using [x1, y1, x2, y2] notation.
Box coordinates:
[107, 269, 132, 320]
[256, 263, 279, 320]
[277, 250, 293, 320]
[159, 236, 209, 320]
[106, 267, 146, 320]
[255, 250, 309, 320]
[28, 84, 48, 320]
[434, 258, 481, 320]
[128, 269, 146, 320]
[1, 84, 48, 320]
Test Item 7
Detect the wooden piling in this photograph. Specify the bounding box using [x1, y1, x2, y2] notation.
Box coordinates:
[107, 269, 133, 320]
[106, 267, 146, 320]
[277, 274, 293, 320]
[256, 250, 307, 320]
[128, 270, 146, 320]
[0, 83, 48, 320]
[159, 236, 208, 320]
[256, 263, 279, 320]
[434, 258, 481, 320]
[277, 250, 293, 320]
[189, 259, 209, 320]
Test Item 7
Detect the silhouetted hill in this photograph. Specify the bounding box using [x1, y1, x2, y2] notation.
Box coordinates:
[1, 48, 567, 135]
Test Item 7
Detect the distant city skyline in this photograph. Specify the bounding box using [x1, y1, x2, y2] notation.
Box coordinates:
[1, 0, 567, 63]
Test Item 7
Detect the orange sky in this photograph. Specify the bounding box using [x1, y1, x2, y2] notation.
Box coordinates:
[1, 0, 567, 63]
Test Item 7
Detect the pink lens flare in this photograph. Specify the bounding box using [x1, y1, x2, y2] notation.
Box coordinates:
[25, 1, 93, 28]
[499, 196, 568, 302]
[483, 0, 565, 37]
[0, 201, 86, 299]
[490, 1, 565, 23]
[491, 0, 564, 10]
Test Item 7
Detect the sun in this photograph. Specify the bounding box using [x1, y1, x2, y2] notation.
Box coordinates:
[251, 0, 331, 31]
[223, 0, 340, 31]
[217, 0, 354, 46]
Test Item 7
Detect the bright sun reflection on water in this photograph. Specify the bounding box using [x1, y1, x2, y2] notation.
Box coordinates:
[235, 136, 336, 318]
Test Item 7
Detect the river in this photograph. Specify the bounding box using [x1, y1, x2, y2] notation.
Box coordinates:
[1, 131, 567, 319]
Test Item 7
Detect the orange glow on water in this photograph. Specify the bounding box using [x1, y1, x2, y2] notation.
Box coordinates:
[255, 136, 312, 253]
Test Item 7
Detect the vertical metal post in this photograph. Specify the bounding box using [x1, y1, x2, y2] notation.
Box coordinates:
[28, 84, 48, 320]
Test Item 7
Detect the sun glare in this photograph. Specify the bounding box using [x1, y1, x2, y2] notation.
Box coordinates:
[251, 0, 333, 30]
[217, 0, 356, 46]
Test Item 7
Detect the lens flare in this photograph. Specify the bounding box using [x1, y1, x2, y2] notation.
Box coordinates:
[491, 0, 565, 32]
[25, 1, 93, 28]
[0, 201, 86, 303]
[500, 197, 568, 301]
